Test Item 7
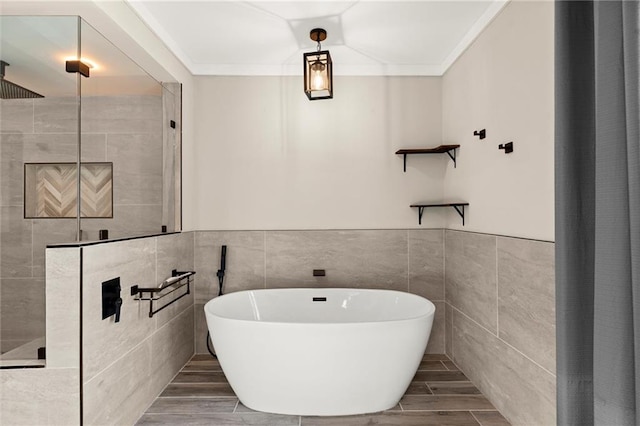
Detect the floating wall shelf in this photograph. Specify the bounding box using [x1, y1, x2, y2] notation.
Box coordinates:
[410, 202, 469, 226]
[395, 145, 460, 171]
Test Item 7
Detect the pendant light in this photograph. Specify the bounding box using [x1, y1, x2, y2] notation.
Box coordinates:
[303, 28, 333, 100]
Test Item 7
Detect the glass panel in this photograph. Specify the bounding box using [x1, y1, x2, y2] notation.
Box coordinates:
[0, 16, 80, 362]
[78, 19, 179, 240]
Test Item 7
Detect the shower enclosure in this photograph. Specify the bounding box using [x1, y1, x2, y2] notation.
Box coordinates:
[0, 16, 181, 363]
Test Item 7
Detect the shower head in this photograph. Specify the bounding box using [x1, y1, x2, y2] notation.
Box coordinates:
[0, 61, 44, 99]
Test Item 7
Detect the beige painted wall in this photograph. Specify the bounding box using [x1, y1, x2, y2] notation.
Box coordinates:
[442, 0, 554, 241]
[192, 76, 446, 230]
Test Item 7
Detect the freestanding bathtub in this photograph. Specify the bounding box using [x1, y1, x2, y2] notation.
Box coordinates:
[204, 288, 435, 416]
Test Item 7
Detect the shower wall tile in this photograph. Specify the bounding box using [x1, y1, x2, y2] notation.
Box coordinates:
[452, 309, 556, 426]
[32, 220, 76, 278]
[33, 97, 78, 133]
[265, 230, 408, 290]
[82, 238, 157, 381]
[81, 96, 162, 134]
[0, 99, 34, 133]
[83, 339, 153, 426]
[194, 231, 265, 303]
[445, 230, 497, 333]
[0, 133, 105, 207]
[425, 301, 445, 353]
[497, 237, 555, 373]
[82, 204, 163, 241]
[0, 278, 45, 343]
[0, 207, 32, 277]
[409, 229, 444, 301]
[0, 134, 28, 207]
[0, 367, 79, 425]
[45, 247, 80, 368]
[107, 133, 163, 205]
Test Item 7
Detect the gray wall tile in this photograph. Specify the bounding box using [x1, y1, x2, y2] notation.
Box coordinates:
[83, 339, 153, 426]
[409, 229, 444, 301]
[445, 230, 498, 333]
[0, 278, 45, 343]
[497, 237, 555, 373]
[0, 207, 32, 277]
[107, 133, 163, 205]
[150, 305, 194, 398]
[194, 231, 265, 303]
[265, 230, 408, 290]
[452, 309, 556, 426]
[194, 302, 209, 354]
[0, 99, 34, 134]
[0, 367, 79, 425]
[81, 95, 162, 134]
[32, 220, 76, 278]
[445, 302, 453, 357]
[426, 301, 445, 354]
[82, 238, 157, 381]
[45, 247, 81, 368]
[33, 97, 78, 133]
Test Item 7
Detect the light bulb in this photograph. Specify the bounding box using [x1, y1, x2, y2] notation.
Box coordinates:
[310, 60, 326, 91]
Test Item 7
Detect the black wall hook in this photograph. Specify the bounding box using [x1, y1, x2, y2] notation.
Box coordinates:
[498, 142, 514, 153]
[473, 129, 486, 139]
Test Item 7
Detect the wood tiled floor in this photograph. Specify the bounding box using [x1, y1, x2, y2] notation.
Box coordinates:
[137, 354, 511, 426]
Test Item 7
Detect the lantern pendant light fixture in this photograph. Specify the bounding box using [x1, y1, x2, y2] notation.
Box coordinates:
[303, 28, 333, 100]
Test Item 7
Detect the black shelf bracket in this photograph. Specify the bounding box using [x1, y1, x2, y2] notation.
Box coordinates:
[452, 204, 466, 225]
[410, 202, 469, 226]
[396, 145, 460, 172]
[445, 149, 457, 168]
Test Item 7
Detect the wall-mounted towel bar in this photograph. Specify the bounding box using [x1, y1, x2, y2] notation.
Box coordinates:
[130, 270, 195, 318]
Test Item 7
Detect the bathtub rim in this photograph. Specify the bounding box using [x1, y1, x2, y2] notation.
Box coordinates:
[204, 287, 436, 325]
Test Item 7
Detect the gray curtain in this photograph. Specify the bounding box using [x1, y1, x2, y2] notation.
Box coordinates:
[556, 0, 640, 425]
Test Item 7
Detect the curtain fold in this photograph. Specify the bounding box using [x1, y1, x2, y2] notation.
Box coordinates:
[556, 0, 640, 425]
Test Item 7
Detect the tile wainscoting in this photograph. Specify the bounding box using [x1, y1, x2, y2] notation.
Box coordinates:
[193, 229, 447, 355]
[194, 229, 555, 426]
[445, 230, 556, 426]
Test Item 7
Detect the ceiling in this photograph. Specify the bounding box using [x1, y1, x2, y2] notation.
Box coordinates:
[126, 0, 509, 76]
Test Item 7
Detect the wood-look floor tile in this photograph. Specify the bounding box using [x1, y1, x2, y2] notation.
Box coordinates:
[422, 354, 450, 361]
[145, 397, 238, 414]
[136, 413, 300, 425]
[191, 354, 217, 362]
[404, 382, 433, 395]
[301, 411, 480, 425]
[413, 370, 468, 382]
[443, 360, 460, 371]
[173, 371, 228, 383]
[182, 362, 224, 372]
[417, 360, 448, 371]
[428, 382, 481, 395]
[471, 411, 511, 426]
[160, 383, 236, 398]
[400, 395, 495, 411]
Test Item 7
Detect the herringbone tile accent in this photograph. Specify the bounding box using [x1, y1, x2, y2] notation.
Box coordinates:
[26, 163, 113, 218]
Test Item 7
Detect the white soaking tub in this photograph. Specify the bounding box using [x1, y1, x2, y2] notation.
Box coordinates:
[204, 288, 435, 416]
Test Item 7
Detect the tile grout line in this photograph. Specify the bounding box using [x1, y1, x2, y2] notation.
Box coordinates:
[263, 231, 267, 289]
[495, 236, 499, 338]
[406, 229, 410, 293]
[450, 304, 556, 377]
[469, 410, 484, 426]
